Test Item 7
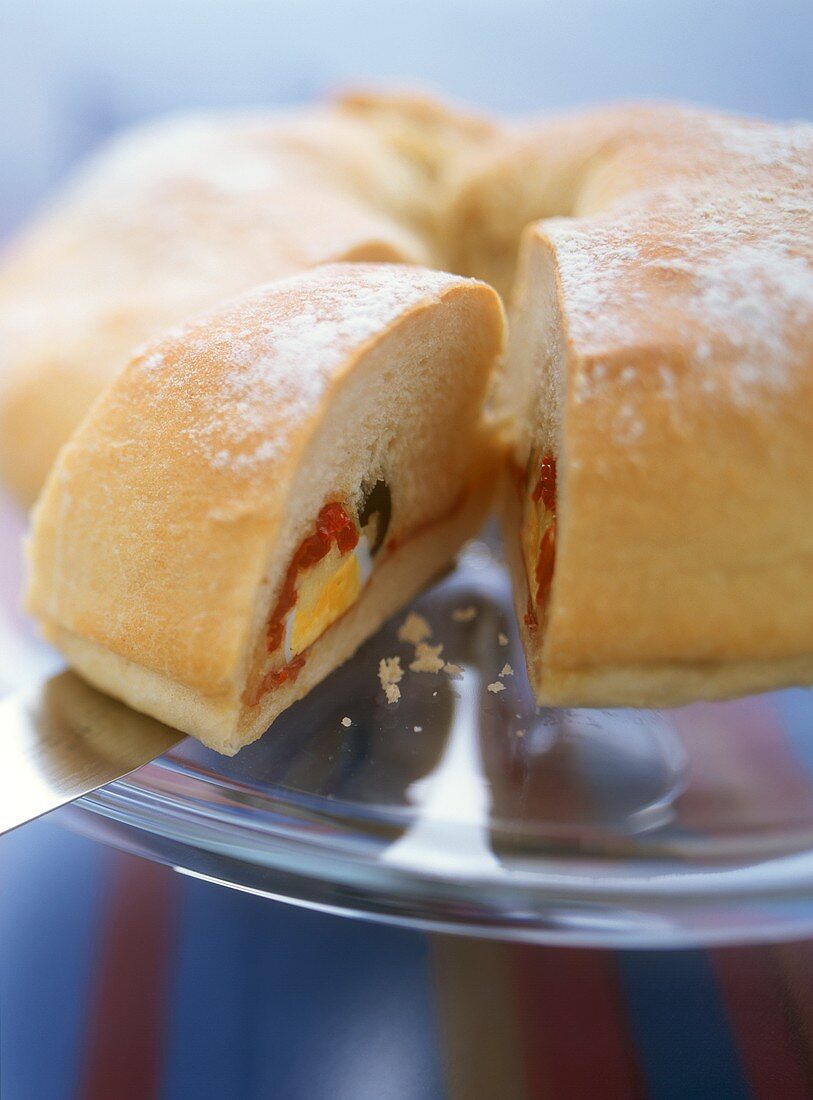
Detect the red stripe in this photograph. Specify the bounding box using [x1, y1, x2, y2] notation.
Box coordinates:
[673, 698, 813, 835]
[510, 945, 644, 1099]
[710, 946, 811, 1099]
[77, 854, 177, 1100]
[774, 942, 813, 1084]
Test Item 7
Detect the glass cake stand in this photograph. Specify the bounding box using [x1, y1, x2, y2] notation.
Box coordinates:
[64, 536, 813, 948]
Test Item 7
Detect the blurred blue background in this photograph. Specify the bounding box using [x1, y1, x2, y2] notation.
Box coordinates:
[1, 0, 811, 239]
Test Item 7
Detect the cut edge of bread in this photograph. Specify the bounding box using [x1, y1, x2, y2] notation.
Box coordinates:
[43, 483, 495, 754]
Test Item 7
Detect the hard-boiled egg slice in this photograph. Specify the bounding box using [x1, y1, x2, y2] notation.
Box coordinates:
[284, 532, 374, 660]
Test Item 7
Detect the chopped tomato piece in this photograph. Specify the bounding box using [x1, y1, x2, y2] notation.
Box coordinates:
[522, 452, 558, 611]
[532, 453, 557, 513]
[534, 518, 557, 607]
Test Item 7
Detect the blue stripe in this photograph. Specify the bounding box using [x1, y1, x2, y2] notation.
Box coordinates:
[617, 949, 750, 1100]
[0, 816, 113, 1100]
[162, 875, 443, 1100]
[159, 875, 252, 1099]
[773, 689, 813, 783]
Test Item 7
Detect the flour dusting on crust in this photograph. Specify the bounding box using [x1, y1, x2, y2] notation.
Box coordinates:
[134, 265, 461, 475]
[534, 112, 813, 441]
[551, 184, 813, 440]
[703, 116, 813, 172]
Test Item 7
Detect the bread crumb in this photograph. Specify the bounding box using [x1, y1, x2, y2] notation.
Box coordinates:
[397, 612, 432, 645]
[444, 662, 464, 680]
[487, 681, 506, 694]
[378, 656, 403, 704]
[410, 642, 445, 673]
[452, 606, 477, 623]
[341, 717, 352, 728]
[515, 729, 526, 738]
[379, 656, 403, 685]
[500, 663, 514, 677]
[432, 691, 438, 697]
[414, 725, 423, 733]
[498, 633, 509, 646]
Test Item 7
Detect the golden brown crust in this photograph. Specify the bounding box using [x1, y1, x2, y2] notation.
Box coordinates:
[26, 264, 505, 752]
[446, 102, 813, 295]
[1, 94, 501, 507]
[497, 105, 813, 706]
[335, 86, 504, 267]
[335, 86, 499, 185]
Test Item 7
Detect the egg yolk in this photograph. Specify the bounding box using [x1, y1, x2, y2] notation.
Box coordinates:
[264, 501, 381, 664]
[286, 540, 369, 657]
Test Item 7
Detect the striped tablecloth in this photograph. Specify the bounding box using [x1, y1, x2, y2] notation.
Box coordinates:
[3, 817, 813, 1099]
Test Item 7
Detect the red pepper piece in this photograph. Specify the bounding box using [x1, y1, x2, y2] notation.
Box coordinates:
[532, 453, 557, 513]
[534, 519, 557, 607]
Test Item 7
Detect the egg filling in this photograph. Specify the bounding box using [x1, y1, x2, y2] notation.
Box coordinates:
[284, 531, 373, 659]
[247, 482, 391, 704]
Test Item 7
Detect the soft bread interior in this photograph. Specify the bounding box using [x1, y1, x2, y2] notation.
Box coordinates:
[496, 230, 565, 453]
[497, 232, 568, 697]
[239, 289, 503, 749]
[41, 284, 503, 753]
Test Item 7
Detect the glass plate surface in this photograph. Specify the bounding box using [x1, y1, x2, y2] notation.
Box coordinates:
[67, 536, 813, 947]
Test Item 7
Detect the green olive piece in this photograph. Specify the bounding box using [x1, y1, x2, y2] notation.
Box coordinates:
[359, 479, 392, 557]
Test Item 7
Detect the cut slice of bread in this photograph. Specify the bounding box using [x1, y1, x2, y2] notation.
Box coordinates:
[26, 263, 505, 753]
